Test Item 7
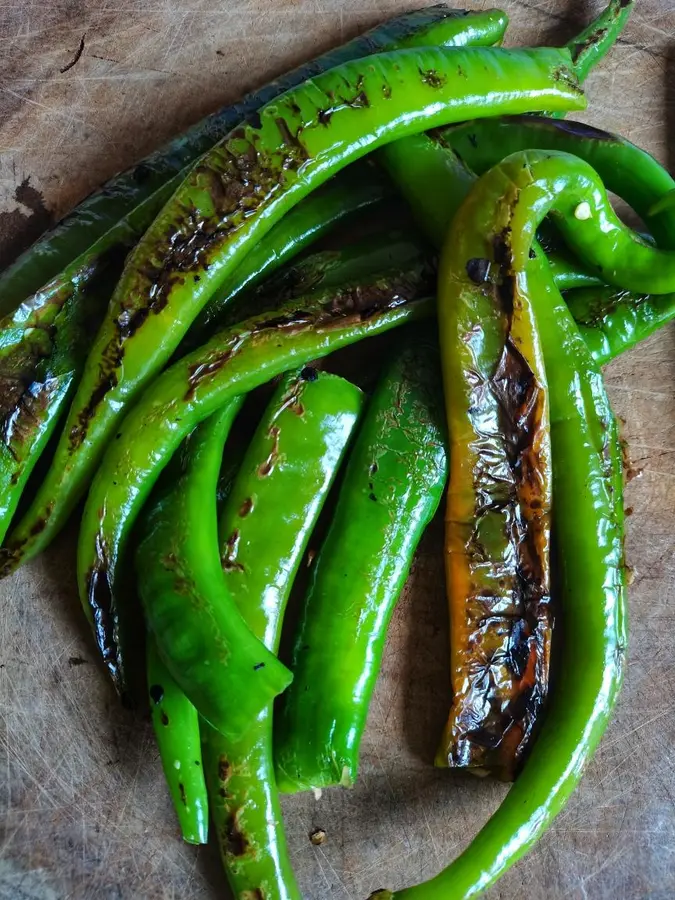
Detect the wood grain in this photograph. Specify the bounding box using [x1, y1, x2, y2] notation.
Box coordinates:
[1, 1, 674, 898]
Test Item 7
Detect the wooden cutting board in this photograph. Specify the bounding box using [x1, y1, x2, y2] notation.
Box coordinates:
[1, 2, 674, 898]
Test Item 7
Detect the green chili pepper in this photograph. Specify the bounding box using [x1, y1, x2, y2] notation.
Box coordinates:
[0, 6, 503, 317]
[553, 0, 635, 99]
[275, 328, 447, 792]
[546, 247, 602, 291]
[146, 633, 208, 845]
[0, 262, 118, 543]
[4, 45, 585, 575]
[136, 399, 297, 738]
[77, 262, 433, 693]
[439, 165, 554, 779]
[193, 223, 428, 341]
[437, 115, 675, 247]
[565, 284, 675, 365]
[370, 151, 626, 900]
[186, 165, 394, 343]
[203, 367, 364, 900]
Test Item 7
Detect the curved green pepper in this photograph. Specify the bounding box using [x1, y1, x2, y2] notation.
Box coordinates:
[275, 328, 447, 792]
[5, 45, 584, 572]
[146, 633, 208, 845]
[565, 283, 675, 365]
[371, 151, 626, 900]
[203, 367, 364, 900]
[0, 262, 117, 542]
[136, 399, 297, 738]
[437, 115, 675, 247]
[0, 6, 502, 316]
[77, 263, 434, 692]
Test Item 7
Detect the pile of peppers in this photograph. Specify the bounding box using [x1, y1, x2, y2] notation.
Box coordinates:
[3, 1, 672, 895]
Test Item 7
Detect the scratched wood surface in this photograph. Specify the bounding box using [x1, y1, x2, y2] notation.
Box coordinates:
[1, 2, 674, 898]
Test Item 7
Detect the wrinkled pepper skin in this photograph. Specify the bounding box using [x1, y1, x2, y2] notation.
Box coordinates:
[77, 264, 434, 693]
[6, 46, 585, 574]
[435, 164, 553, 779]
[275, 329, 448, 793]
[438, 116, 675, 247]
[370, 156, 626, 900]
[0, 6, 500, 316]
[0, 264, 117, 542]
[566, 284, 675, 365]
[146, 633, 209, 845]
[136, 399, 297, 738]
[203, 368, 364, 900]
[187, 165, 394, 343]
[380, 126, 675, 363]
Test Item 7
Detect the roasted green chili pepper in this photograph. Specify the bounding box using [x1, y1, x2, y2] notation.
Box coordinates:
[146, 633, 208, 845]
[186, 165, 394, 343]
[437, 115, 675, 247]
[0, 262, 118, 543]
[136, 399, 296, 738]
[78, 262, 433, 692]
[193, 225, 428, 340]
[566, 283, 675, 365]
[0, 6, 502, 316]
[4, 45, 585, 574]
[203, 367, 364, 900]
[370, 152, 626, 900]
[438, 169, 553, 779]
[275, 328, 447, 792]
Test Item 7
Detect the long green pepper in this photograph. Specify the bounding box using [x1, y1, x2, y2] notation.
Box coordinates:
[0, 6, 503, 316]
[275, 329, 448, 793]
[203, 368, 364, 900]
[136, 399, 297, 738]
[79, 264, 434, 691]
[371, 151, 626, 900]
[4, 44, 585, 574]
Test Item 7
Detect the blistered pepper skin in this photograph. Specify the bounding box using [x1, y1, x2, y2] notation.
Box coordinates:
[203, 368, 364, 900]
[274, 329, 447, 792]
[370, 154, 626, 900]
[0, 6, 502, 317]
[6, 45, 584, 572]
[77, 264, 434, 692]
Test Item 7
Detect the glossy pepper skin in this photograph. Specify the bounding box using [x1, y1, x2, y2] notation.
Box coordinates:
[137, 398, 298, 738]
[438, 166, 553, 779]
[6, 46, 585, 574]
[275, 329, 448, 792]
[0, 6, 502, 317]
[380, 125, 675, 360]
[146, 633, 208, 845]
[203, 368, 364, 900]
[565, 284, 675, 365]
[185, 165, 394, 343]
[370, 156, 626, 900]
[0, 263, 117, 543]
[77, 263, 434, 693]
[438, 115, 675, 247]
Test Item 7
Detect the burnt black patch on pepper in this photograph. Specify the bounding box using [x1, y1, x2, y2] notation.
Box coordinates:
[465, 258, 491, 284]
[253, 662, 265, 671]
[223, 812, 249, 857]
[246, 109, 262, 130]
[218, 756, 232, 783]
[149, 683, 164, 704]
[221, 529, 244, 573]
[238, 497, 253, 517]
[419, 68, 446, 88]
[178, 782, 187, 806]
[317, 108, 333, 126]
[301, 366, 318, 382]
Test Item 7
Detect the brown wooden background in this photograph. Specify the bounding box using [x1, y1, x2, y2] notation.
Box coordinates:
[1, 2, 674, 898]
